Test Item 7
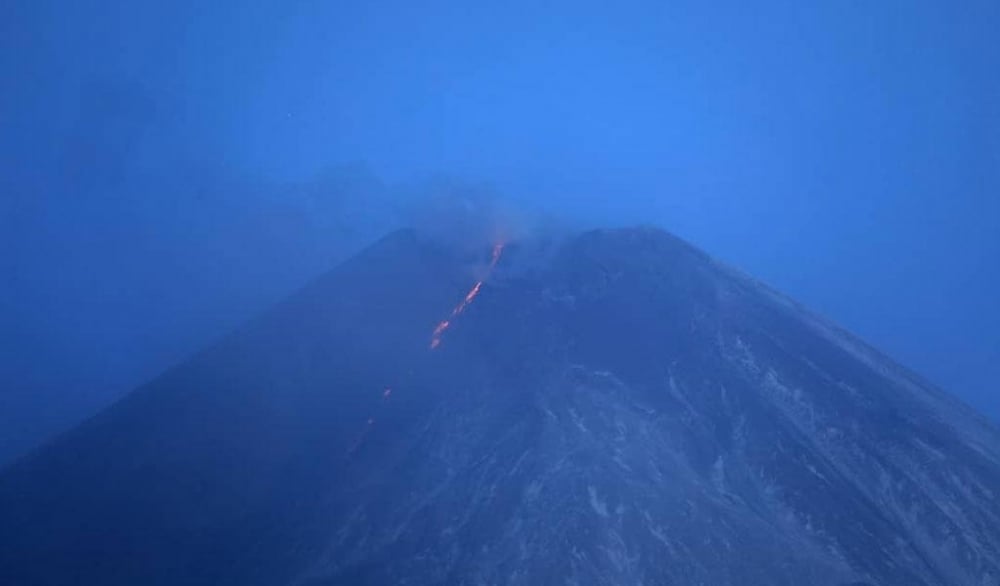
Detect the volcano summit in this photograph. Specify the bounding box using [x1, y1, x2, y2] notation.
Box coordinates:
[1, 227, 998, 586]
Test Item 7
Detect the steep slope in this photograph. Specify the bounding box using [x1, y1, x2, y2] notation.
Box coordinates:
[1, 227, 998, 586]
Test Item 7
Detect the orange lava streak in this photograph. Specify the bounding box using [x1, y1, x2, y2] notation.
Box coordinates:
[430, 243, 505, 349]
[462, 281, 483, 305]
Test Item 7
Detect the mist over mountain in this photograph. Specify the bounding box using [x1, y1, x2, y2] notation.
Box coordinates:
[4, 0, 999, 472]
[1, 159, 391, 465]
[1, 227, 998, 585]
[1, 149, 542, 465]
[2, 3, 999, 583]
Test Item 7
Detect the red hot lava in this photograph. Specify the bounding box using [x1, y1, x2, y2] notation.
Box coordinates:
[430, 243, 505, 349]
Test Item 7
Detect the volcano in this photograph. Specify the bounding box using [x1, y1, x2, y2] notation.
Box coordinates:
[1, 227, 999, 586]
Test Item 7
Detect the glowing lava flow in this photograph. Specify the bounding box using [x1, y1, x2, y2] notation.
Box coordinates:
[347, 243, 505, 456]
[430, 243, 505, 349]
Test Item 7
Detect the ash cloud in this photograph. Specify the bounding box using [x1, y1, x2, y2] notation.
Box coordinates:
[401, 177, 563, 265]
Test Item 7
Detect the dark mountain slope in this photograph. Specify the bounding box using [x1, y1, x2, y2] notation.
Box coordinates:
[1, 227, 998, 586]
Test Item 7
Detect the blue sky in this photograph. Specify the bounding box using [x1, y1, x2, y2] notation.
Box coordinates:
[2, 0, 998, 461]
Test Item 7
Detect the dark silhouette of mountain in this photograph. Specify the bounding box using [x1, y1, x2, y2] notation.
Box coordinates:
[1, 227, 999, 586]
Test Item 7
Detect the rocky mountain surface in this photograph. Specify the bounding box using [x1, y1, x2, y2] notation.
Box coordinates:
[2, 227, 998, 585]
